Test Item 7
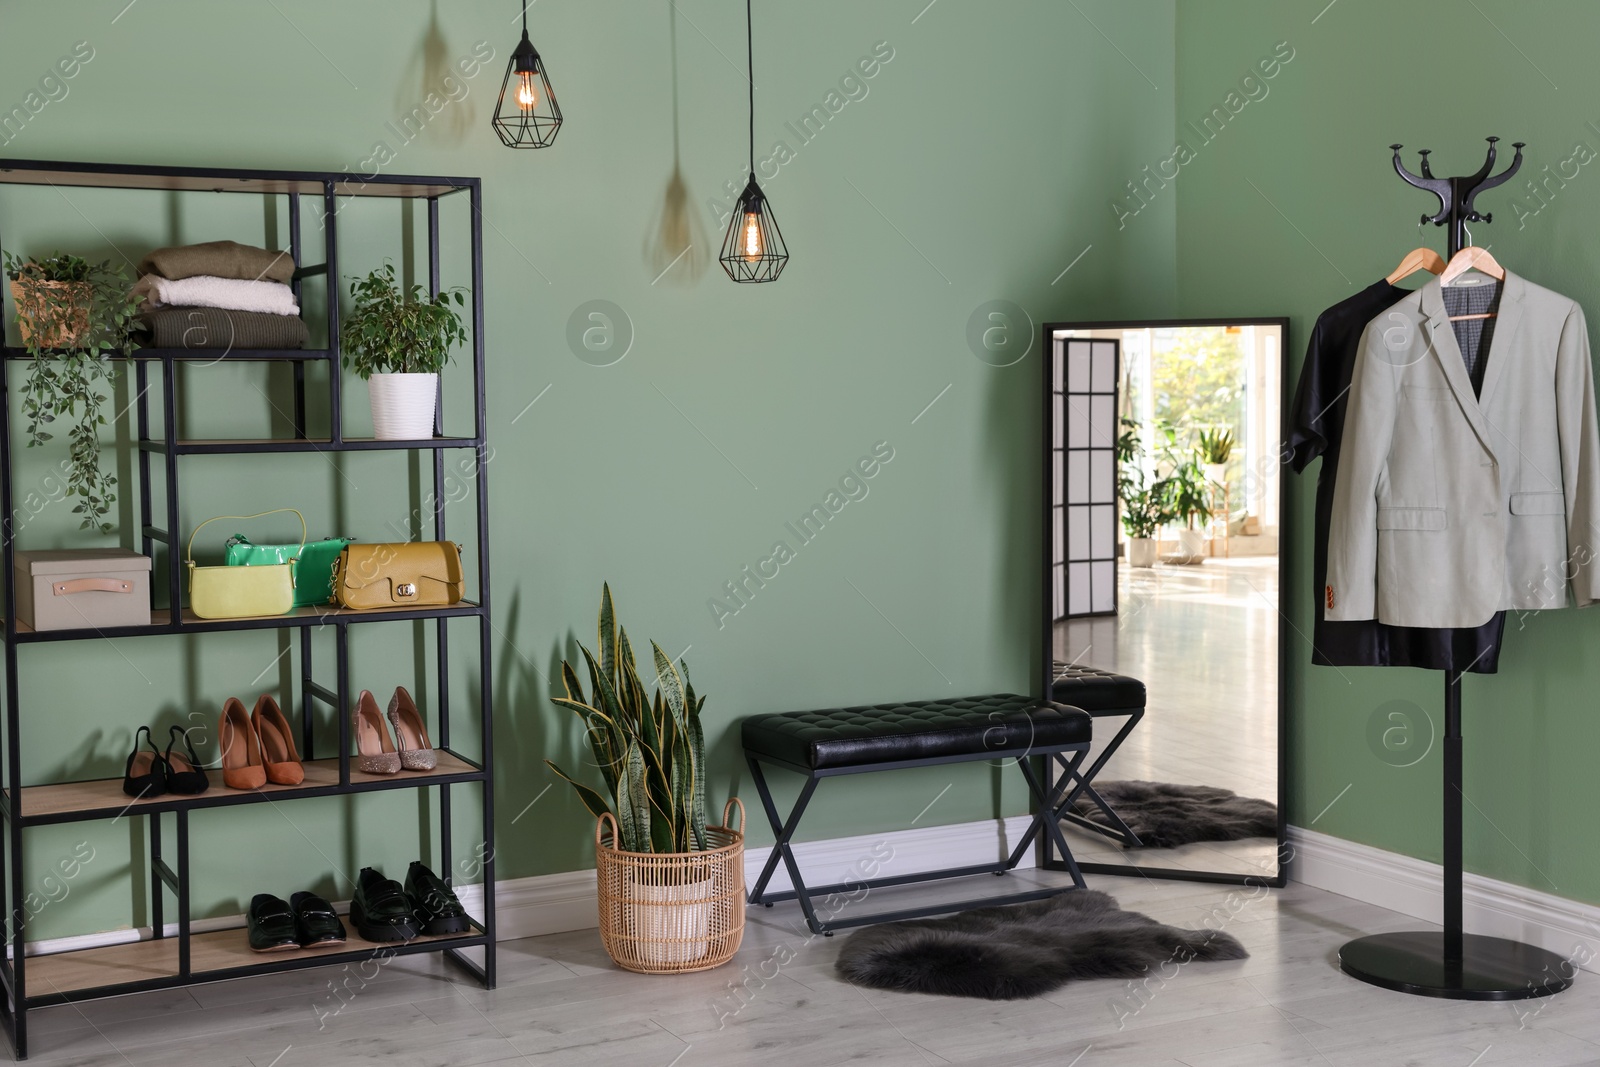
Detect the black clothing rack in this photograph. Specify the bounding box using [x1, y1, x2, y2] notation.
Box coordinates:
[1337, 139, 1573, 1000]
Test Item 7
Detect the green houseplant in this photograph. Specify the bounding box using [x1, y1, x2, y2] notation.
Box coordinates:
[545, 583, 709, 854]
[1163, 427, 1212, 560]
[545, 585, 744, 973]
[341, 263, 468, 440]
[1196, 426, 1235, 487]
[4, 251, 139, 533]
[1116, 417, 1173, 567]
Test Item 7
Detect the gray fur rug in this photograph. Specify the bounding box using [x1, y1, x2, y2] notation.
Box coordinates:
[1075, 780, 1278, 849]
[836, 889, 1247, 999]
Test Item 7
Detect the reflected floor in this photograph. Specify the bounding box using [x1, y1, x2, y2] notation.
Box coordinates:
[1055, 556, 1279, 877]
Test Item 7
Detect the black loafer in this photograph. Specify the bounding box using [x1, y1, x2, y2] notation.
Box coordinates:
[247, 894, 299, 953]
[350, 867, 419, 942]
[405, 861, 471, 936]
[290, 891, 347, 948]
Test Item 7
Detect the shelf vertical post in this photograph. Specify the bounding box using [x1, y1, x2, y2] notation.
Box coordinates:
[323, 182, 343, 446]
[161, 358, 181, 625]
[469, 179, 495, 988]
[336, 622, 350, 788]
[0, 325, 27, 1053]
[289, 193, 307, 440]
[426, 195, 454, 879]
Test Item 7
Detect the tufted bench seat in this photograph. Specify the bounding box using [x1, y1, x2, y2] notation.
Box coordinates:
[741, 694, 1093, 935]
[1051, 663, 1148, 848]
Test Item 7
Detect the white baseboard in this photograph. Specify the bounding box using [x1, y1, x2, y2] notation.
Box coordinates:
[1288, 825, 1600, 974]
[22, 815, 1037, 956]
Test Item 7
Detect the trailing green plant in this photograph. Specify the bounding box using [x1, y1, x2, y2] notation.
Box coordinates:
[545, 584, 708, 855]
[341, 263, 468, 378]
[3, 250, 139, 533]
[1195, 426, 1235, 465]
[5, 252, 96, 284]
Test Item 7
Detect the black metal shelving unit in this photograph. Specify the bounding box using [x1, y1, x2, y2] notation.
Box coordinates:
[0, 158, 496, 1058]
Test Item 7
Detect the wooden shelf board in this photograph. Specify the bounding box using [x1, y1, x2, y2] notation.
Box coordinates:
[28, 925, 477, 997]
[20, 751, 481, 821]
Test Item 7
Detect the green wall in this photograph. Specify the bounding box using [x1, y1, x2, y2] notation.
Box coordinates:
[1175, 1, 1600, 904]
[0, 0, 1177, 940]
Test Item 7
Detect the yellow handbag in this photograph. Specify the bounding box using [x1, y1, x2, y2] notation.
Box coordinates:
[332, 542, 464, 610]
[187, 509, 305, 619]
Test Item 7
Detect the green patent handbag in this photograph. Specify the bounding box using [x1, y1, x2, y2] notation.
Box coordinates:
[227, 532, 353, 608]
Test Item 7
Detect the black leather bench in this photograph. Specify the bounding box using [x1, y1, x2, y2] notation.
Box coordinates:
[742, 694, 1093, 935]
[1051, 662, 1148, 847]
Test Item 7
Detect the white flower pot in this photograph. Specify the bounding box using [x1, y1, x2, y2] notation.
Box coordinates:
[1128, 538, 1158, 568]
[1204, 463, 1228, 487]
[368, 372, 438, 440]
[1177, 527, 1207, 560]
[631, 875, 715, 966]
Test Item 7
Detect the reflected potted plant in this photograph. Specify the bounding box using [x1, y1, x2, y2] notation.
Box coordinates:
[1166, 455, 1212, 562]
[341, 263, 468, 440]
[1196, 427, 1235, 488]
[1117, 417, 1173, 567]
[3, 251, 139, 533]
[545, 584, 745, 974]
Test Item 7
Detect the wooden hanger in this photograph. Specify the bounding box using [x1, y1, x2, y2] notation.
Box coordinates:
[1440, 246, 1506, 321]
[1386, 247, 1446, 285]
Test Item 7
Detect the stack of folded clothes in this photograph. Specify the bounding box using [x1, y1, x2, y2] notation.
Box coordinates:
[133, 240, 309, 350]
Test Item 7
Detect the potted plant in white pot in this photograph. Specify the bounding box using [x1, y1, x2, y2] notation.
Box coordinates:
[1196, 427, 1235, 488]
[1166, 457, 1212, 562]
[545, 584, 745, 974]
[341, 263, 467, 440]
[1116, 417, 1173, 567]
[4, 251, 139, 533]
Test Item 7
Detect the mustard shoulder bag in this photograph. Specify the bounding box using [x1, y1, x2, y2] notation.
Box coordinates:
[188, 508, 305, 619]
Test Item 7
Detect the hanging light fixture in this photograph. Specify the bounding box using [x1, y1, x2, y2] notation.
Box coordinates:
[492, 0, 562, 149]
[719, 0, 788, 283]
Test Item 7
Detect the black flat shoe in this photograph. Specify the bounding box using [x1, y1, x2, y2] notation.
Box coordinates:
[405, 861, 471, 936]
[246, 894, 300, 953]
[350, 867, 419, 942]
[289, 891, 346, 948]
[164, 726, 210, 795]
[122, 726, 168, 799]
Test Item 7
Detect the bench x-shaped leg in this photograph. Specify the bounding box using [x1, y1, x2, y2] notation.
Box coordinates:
[1009, 749, 1089, 888]
[746, 756, 823, 933]
[1055, 708, 1144, 847]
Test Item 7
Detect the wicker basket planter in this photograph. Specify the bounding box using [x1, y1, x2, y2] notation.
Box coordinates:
[9, 279, 91, 348]
[595, 798, 745, 974]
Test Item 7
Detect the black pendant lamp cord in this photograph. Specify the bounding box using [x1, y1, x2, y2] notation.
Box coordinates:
[521, 0, 528, 34]
[746, 0, 755, 175]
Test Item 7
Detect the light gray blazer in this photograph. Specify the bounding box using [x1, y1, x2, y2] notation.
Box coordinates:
[1326, 271, 1600, 628]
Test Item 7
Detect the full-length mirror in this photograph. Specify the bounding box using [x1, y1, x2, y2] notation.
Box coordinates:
[1039, 318, 1287, 884]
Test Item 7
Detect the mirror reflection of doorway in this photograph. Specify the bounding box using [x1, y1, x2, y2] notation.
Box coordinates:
[1042, 319, 1287, 884]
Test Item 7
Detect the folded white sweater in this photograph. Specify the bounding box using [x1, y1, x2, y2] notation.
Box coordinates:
[132, 274, 300, 317]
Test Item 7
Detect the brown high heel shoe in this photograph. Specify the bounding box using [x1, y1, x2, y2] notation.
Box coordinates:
[252, 695, 304, 787]
[387, 687, 437, 772]
[353, 690, 401, 775]
[218, 698, 266, 790]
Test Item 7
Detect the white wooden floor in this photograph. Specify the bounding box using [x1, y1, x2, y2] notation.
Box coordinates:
[16, 875, 1600, 1066]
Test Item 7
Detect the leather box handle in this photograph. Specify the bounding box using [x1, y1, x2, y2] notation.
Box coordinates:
[52, 577, 133, 597]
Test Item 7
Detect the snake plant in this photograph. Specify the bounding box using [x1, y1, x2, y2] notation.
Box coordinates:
[545, 584, 708, 854]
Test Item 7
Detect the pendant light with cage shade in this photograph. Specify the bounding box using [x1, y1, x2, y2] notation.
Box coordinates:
[719, 0, 788, 283]
[492, 0, 562, 149]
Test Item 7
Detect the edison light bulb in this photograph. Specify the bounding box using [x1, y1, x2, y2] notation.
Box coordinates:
[516, 71, 539, 111]
[742, 212, 763, 261]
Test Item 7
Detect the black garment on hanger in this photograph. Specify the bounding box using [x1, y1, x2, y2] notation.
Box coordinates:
[1287, 279, 1506, 671]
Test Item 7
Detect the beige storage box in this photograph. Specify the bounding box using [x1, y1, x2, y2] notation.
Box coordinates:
[13, 549, 153, 632]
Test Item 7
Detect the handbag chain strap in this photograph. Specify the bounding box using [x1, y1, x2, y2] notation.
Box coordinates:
[187, 508, 307, 566]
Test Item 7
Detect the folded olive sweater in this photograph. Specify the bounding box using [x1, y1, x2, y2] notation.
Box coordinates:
[138, 307, 309, 350]
[137, 241, 295, 284]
